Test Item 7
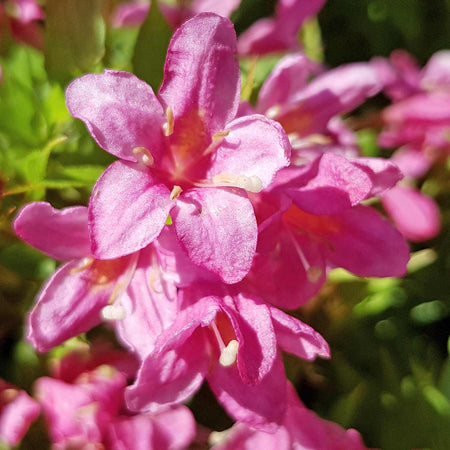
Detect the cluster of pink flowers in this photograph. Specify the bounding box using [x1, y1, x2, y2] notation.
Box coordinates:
[10, 2, 439, 448]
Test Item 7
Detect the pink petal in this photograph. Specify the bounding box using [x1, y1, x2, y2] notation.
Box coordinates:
[421, 50, 450, 91]
[125, 331, 210, 413]
[208, 354, 287, 431]
[89, 160, 172, 259]
[159, 13, 240, 134]
[246, 228, 326, 309]
[28, 255, 136, 352]
[16, 0, 45, 23]
[222, 292, 277, 384]
[323, 205, 410, 277]
[351, 157, 403, 197]
[382, 185, 441, 242]
[206, 115, 291, 189]
[115, 246, 179, 359]
[269, 306, 330, 360]
[106, 407, 195, 450]
[192, 0, 241, 17]
[258, 53, 322, 113]
[66, 70, 165, 162]
[390, 147, 432, 179]
[283, 153, 373, 215]
[277, 0, 326, 35]
[278, 63, 381, 135]
[172, 188, 257, 283]
[0, 385, 40, 446]
[14, 202, 90, 261]
[112, 1, 149, 28]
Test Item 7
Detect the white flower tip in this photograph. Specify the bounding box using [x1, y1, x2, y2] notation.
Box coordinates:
[219, 339, 239, 367]
[101, 304, 127, 321]
[133, 147, 154, 166]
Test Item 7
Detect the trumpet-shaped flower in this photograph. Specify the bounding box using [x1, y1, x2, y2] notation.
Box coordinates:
[125, 283, 329, 430]
[14, 202, 179, 353]
[66, 13, 290, 283]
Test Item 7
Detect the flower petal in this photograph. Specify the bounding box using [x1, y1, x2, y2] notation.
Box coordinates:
[159, 13, 240, 133]
[28, 255, 136, 352]
[14, 202, 90, 261]
[89, 160, 172, 259]
[66, 70, 165, 161]
[382, 185, 441, 242]
[172, 188, 257, 283]
[269, 306, 330, 360]
[206, 115, 291, 189]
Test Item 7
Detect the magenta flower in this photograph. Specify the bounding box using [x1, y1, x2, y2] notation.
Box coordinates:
[125, 283, 329, 430]
[14, 202, 179, 353]
[0, 379, 40, 447]
[66, 14, 290, 284]
[238, 0, 326, 55]
[36, 363, 196, 450]
[211, 382, 373, 450]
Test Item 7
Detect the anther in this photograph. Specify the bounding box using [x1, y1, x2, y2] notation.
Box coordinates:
[70, 257, 94, 275]
[265, 104, 281, 119]
[133, 147, 154, 166]
[170, 185, 183, 200]
[163, 107, 174, 136]
[212, 173, 263, 193]
[212, 130, 230, 141]
[307, 266, 322, 283]
[101, 304, 127, 321]
[219, 340, 239, 367]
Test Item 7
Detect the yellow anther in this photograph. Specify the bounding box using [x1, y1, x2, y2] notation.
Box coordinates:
[163, 107, 174, 136]
[133, 146, 154, 166]
[212, 129, 230, 141]
[70, 257, 94, 275]
[170, 185, 183, 200]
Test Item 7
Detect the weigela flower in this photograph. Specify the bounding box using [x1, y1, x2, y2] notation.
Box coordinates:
[14, 202, 179, 353]
[210, 382, 374, 450]
[125, 282, 329, 430]
[0, 379, 40, 447]
[35, 363, 195, 450]
[66, 13, 290, 284]
[237, 0, 326, 55]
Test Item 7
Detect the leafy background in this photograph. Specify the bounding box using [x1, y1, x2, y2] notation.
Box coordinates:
[0, 1, 449, 449]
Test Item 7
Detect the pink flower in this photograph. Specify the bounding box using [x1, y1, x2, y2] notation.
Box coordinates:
[211, 382, 374, 450]
[125, 283, 329, 430]
[66, 14, 290, 283]
[0, 379, 40, 447]
[36, 363, 196, 449]
[112, 0, 241, 29]
[238, 0, 326, 55]
[14, 202, 179, 353]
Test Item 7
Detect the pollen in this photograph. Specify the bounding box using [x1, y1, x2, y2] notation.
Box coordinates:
[163, 106, 174, 136]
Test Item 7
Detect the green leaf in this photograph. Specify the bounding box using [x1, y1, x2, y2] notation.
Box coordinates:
[45, 0, 105, 83]
[132, 0, 172, 91]
[60, 165, 105, 184]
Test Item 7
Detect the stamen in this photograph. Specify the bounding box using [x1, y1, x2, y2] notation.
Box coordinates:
[163, 107, 174, 136]
[212, 173, 263, 193]
[307, 266, 323, 283]
[170, 185, 183, 200]
[101, 304, 127, 321]
[219, 339, 239, 367]
[70, 257, 94, 275]
[212, 130, 230, 141]
[265, 104, 281, 119]
[132, 147, 154, 166]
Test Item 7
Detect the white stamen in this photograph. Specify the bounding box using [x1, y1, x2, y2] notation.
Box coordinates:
[101, 304, 127, 321]
[163, 107, 174, 136]
[170, 185, 183, 200]
[219, 339, 239, 367]
[133, 147, 154, 166]
[212, 173, 263, 193]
